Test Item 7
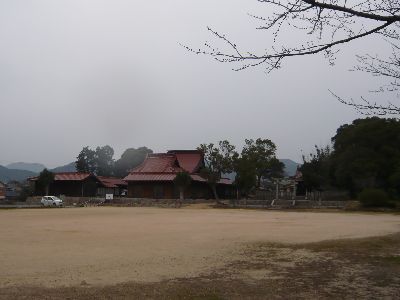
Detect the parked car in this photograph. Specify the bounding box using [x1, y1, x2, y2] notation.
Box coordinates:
[41, 196, 63, 207]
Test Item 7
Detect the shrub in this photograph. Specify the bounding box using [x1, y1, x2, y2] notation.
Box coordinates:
[358, 188, 394, 208]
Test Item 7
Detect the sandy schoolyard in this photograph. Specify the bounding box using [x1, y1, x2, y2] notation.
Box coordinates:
[0, 207, 399, 289]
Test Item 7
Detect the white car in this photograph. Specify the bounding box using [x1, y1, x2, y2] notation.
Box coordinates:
[41, 196, 63, 207]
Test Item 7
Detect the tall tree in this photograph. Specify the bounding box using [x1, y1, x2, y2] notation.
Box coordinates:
[300, 145, 333, 192]
[331, 117, 400, 198]
[75, 146, 96, 173]
[241, 138, 283, 188]
[186, 1, 400, 115]
[198, 141, 238, 201]
[114, 147, 153, 177]
[174, 171, 192, 203]
[37, 169, 55, 196]
[95, 145, 115, 176]
[234, 156, 257, 197]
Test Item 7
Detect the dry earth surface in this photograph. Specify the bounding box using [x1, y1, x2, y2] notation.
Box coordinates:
[1, 207, 400, 299]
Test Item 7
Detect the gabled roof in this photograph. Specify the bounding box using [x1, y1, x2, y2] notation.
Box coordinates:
[124, 173, 177, 182]
[130, 154, 182, 173]
[96, 176, 127, 188]
[29, 172, 93, 181]
[124, 150, 232, 185]
[168, 150, 203, 173]
[55, 173, 93, 181]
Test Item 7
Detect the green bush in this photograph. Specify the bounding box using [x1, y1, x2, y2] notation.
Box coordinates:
[358, 188, 394, 208]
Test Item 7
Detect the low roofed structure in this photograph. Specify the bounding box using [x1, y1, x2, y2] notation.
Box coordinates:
[29, 172, 100, 197]
[96, 176, 127, 197]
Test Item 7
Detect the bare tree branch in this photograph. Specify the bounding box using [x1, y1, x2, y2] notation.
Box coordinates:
[184, 0, 400, 115]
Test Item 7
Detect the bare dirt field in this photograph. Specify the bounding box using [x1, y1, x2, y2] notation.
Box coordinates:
[1, 207, 400, 299]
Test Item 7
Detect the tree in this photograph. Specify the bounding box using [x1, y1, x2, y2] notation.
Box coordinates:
[198, 141, 238, 201]
[241, 138, 284, 188]
[185, 1, 400, 115]
[331, 117, 400, 198]
[95, 145, 115, 176]
[75, 145, 116, 176]
[300, 145, 333, 192]
[37, 169, 55, 196]
[234, 156, 257, 197]
[114, 147, 153, 177]
[174, 171, 192, 204]
[76, 146, 96, 173]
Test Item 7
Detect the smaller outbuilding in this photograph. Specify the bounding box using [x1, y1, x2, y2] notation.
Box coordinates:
[96, 176, 127, 197]
[29, 173, 128, 198]
[30, 172, 100, 197]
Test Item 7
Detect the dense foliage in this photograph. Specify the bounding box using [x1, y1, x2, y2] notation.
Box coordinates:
[174, 171, 192, 200]
[300, 145, 332, 192]
[199, 138, 283, 199]
[331, 118, 400, 198]
[36, 168, 55, 196]
[233, 156, 257, 196]
[198, 141, 238, 200]
[76, 146, 153, 177]
[241, 139, 284, 188]
[114, 147, 153, 177]
[301, 117, 400, 205]
[357, 188, 393, 208]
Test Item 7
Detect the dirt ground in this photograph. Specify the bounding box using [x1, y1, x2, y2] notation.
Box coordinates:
[1, 207, 400, 299]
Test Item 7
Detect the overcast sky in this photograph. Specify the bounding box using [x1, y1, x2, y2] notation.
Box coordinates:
[0, 0, 389, 167]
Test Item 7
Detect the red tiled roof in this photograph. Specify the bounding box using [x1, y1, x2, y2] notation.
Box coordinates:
[124, 173, 232, 184]
[124, 150, 232, 185]
[168, 150, 203, 173]
[55, 173, 92, 181]
[131, 154, 182, 173]
[96, 176, 127, 188]
[30, 172, 93, 181]
[124, 173, 177, 181]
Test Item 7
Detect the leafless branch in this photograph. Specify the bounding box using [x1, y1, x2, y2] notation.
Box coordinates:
[184, 0, 400, 115]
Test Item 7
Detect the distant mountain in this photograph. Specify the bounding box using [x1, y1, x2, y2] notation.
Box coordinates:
[280, 159, 300, 177]
[50, 162, 76, 173]
[6, 162, 46, 173]
[0, 165, 37, 183]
